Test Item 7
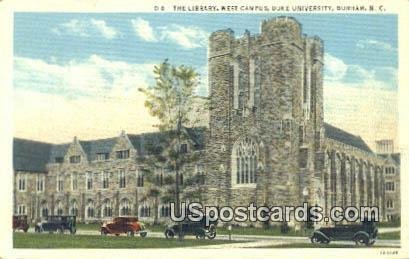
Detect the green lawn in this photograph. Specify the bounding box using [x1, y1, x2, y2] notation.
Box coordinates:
[378, 231, 400, 240]
[13, 233, 238, 249]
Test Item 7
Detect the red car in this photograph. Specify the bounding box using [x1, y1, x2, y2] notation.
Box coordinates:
[101, 217, 147, 237]
[13, 215, 29, 232]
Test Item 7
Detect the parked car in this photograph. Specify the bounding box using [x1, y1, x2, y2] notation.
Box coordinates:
[100, 216, 147, 237]
[310, 218, 378, 246]
[164, 216, 217, 239]
[13, 215, 29, 232]
[35, 215, 76, 234]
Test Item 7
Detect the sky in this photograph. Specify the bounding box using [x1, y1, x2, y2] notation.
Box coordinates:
[13, 13, 398, 151]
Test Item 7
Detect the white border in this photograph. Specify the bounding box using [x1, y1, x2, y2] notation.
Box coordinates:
[0, 0, 408, 258]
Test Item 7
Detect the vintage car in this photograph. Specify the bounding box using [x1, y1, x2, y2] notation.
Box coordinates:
[164, 216, 217, 239]
[310, 218, 378, 246]
[35, 215, 76, 234]
[100, 216, 147, 237]
[13, 215, 29, 232]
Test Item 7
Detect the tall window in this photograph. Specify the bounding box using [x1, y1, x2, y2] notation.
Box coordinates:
[140, 205, 151, 217]
[17, 174, 26, 191]
[18, 204, 26, 215]
[86, 172, 93, 190]
[71, 173, 78, 190]
[385, 182, 395, 191]
[156, 173, 163, 186]
[160, 205, 170, 217]
[119, 169, 126, 188]
[120, 199, 131, 216]
[56, 200, 63, 215]
[386, 200, 394, 209]
[70, 200, 78, 216]
[86, 200, 95, 218]
[69, 155, 81, 163]
[57, 174, 64, 192]
[102, 171, 109, 189]
[232, 137, 258, 185]
[41, 201, 48, 218]
[137, 172, 144, 187]
[116, 150, 130, 159]
[102, 199, 112, 217]
[37, 175, 45, 192]
[386, 167, 395, 175]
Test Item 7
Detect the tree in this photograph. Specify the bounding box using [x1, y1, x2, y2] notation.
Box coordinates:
[139, 59, 203, 240]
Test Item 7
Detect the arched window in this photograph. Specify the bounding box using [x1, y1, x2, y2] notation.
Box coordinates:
[41, 200, 48, 218]
[120, 198, 131, 216]
[86, 199, 95, 218]
[70, 200, 78, 216]
[55, 200, 63, 215]
[232, 137, 258, 185]
[102, 199, 112, 217]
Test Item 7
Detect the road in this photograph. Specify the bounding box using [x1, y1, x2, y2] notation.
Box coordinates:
[27, 227, 400, 248]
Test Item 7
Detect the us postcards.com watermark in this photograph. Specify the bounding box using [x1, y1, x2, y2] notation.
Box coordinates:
[170, 202, 379, 226]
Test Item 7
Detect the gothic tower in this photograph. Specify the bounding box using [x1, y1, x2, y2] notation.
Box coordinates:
[204, 17, 324, 214]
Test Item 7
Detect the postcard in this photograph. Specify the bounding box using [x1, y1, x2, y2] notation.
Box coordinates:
[1, 0, 408, 258]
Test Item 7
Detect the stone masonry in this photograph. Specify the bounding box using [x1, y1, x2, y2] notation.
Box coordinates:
[13, 17, 400, 225]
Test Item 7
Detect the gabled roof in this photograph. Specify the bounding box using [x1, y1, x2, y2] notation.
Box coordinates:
[379, 153, 401, 165]
[80, 137, 117, 161]
[49, 143, 70, 163]
[13, 127, 207, 172]
[324, 123, 372, 153]
[391, 153, 400, 164]
[13, 138, 53, 172]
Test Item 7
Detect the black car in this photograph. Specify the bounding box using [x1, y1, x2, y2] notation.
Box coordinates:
[35, 215, 77, 234]
[165, 216, 217, 239]
[310, 218, 378, 246]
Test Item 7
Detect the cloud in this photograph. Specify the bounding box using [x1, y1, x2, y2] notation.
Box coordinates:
[131, 18, 157, 42]
[323, 53, 398, 150]
[356, 39, 396, 52]
[13, 55, 160, 143]
[159, 24, 208, 49]
[324, 83, 398, 151]
[131, 18, 208, 49]
[14, 55, 155, 98]
[53, 19, 119, 39]
[324, 53, 348, 81]
[324, 53, 397, 90]
[90, 19, 118, 39]
[14, 89, 158, 143]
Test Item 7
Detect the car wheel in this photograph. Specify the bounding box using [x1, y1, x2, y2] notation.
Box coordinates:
[354, 234, 369, 246]
[23, 227, 28, 233]
[70, 228, 76, 235]
[58, 227, 64, 234]
[115, 234, 120, 236]
[140, 232, 147, 238]
[196, 233, 205, 240]
[165, 230, 175, 239]
[127, 230, 135, 237]
[310, 235, 319, 244]
[208, 225, 216, 240]
[101, 229, 108, 236]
